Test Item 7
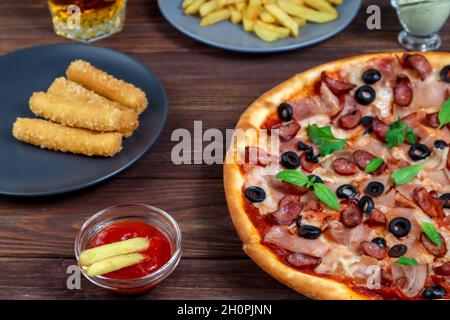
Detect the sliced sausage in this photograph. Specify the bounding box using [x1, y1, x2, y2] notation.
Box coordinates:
[245, 146, 271, 166]
[281, 181, 308, 196]
[394, 74, 413, 107]
[366, 208, 387, 227]
[420, 232, 447, 258]
[434, 262, 450, 276]
[340, 201, 362, 228]
[338, 109, 362, 129]
[332, 158, 358, 176]
[372, 117, 389, 141]
[361, 241, 387, 260]
[286, 252, 322, 270]
[321, 71, 356, 96]
[300, 152, 319, 173]
[272, 201, 303, 225]
[276, 121, 301, 141]
[413, 187, 441, 218]
[303, 198, 323, 212]
[353, 150, 375, 170]
[447, 150, 450, 170]
[424, 113, 440, 128]
[403, 53, 432, 80]
[279, 194, 301, 208]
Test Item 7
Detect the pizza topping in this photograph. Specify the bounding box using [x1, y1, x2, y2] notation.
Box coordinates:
[362, 68, 382, 85]
[336, 184, 358, 199]
[299, 224, 322, 240]
[422, 285, 446, 300]
[277, 102, 294, 122]
[424, 112, 440, 128]
[338, 109, 362, 130]
[385, 119, 417, 149]
[361, 241, 387, 260]
[340, 200, 363, 228]
[391, 164, 422, 185]
[286, 252, 322, 270]
[434, 261, 450, 276]
[392, 264, 427, 298]
[281, 151, 301, 169]
[403, 53, 432, 81]
[439, 193, 450, 209]
[306, 124, 346, 156]
[320, 71, 356, 96]
[372, 117, 389, 141]
[281, 181, 308, 196]
[409, 144, 431, 161]
[245, 186, 266, 203]
[419, 232, 446, 258]
[413, 188, 441, 218]
[388, 244, 408, 258]
[358, 196, 375, 214]
[297, 141, 311, 151]
[353, 150, 375, 170]
[361, 116, 374, 127]
[394, 75, 413, 107]
[365, 181, 385, 197]
[371, 237, 387, 249]
[298, 153, 318, 173]
[332, 158, 358, 176]
[279, 194, 301, 207]
[434, 140, 448, 150]
[276, 121, 301, 141]
[272, 201, 303, 225]
[389, 217, 412, 238]
[440, 65, 450, 83]
[355, 85, 376, 105]
[438, 98, 450, 127]
[366, 208, 387, 227]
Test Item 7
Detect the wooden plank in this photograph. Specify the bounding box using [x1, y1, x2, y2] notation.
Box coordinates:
[0, 258, 304, 300]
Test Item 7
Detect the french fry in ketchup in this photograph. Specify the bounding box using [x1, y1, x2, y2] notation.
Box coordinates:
[79, 237, 150, 267]
[85, 253, 146, 277]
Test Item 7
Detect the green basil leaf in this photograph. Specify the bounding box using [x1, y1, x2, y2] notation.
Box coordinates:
[307, 124, 345, 156]
[405, 127, 417, 144]
[385, 119, 417, 149]
[276, 170, 308, 186]
[391, 164, 422, 185]
[421, 222, 442, 247]
[365, 157, 384, 173]
[438, 98, 450, 128]
[313, 183, 340, 211]
[395, 256, 418, 266]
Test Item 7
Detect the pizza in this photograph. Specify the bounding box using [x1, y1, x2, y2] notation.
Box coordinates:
[224, 52, 450, 300]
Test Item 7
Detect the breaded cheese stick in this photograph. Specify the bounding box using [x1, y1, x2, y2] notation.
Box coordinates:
[29, 91, 138, 136]
[47, 77, 139, 137]
[12, 118, 122, 157]
[66, 60, 148, 113]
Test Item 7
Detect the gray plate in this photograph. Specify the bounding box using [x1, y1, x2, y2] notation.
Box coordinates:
[0, 44, 168, 197]
[158, 0, 361, 53]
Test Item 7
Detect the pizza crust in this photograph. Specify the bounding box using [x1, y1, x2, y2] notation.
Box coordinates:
[224, 52, 450, 300]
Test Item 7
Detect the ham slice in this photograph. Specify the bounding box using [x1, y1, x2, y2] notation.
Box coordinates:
[324, 222, 375, 252]
[264, 226, 330, 257]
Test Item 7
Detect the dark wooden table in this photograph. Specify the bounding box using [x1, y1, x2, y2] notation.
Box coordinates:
[0, 0, 449, 300]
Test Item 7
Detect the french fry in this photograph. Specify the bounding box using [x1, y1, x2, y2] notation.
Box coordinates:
[84, 253, 145, 277]
[261, 0, 277, 4]
[200, 9, 231, 26]
[265, 3, 298, 36]
[78, 237, 150, 267]
[235, 2, 246, 10]
[185, 0, 207, 15]
[327, 0, 342, 5]
[259, 10, 276, 23]
[225, 0, 245, 4]
[254, 23, 279, 42]
[277, 0, 337, 23]
[199, 0, 218, 16]
[255, 20, 290, 40]
[247, 0, 262, 20]
[229, 7, 243, 24]
[183, 0, 196, 9]
[292, 16, 307, 27]
[304, 0, 337, 15]
[243, 14, 255, 31]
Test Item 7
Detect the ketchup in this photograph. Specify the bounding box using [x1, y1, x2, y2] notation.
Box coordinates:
[87, 221, 172, 279]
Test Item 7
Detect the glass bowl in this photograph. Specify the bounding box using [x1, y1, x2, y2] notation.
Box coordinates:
[74, 203, 182, 294]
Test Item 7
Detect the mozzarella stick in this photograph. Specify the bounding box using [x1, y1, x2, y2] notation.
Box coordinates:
[84, 253, 145, 277]
[29, 91, 138, 136]
[12, 118, 122, 157]
[66, 60, 148, 113]
[79, 237, 150, 267]
[48, 77, 139, 138]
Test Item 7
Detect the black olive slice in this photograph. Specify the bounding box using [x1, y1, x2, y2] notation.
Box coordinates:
[361, 116, 374, 127]
[362, 69, 382, 84]
[389, 217, 411, 238]
[299, 225, 321, 239]
[277, 103, 293, 122]
[389, 244, 408, 257]
[440, 65, 450, 83]
[245, 186, 266, 203]
[355, 85, 376, 105]
[408, 143, 431, 161]
[358, 196, 374, 214]
[336, 184, 358, 199]
[365, 181, 385, 197]
[371, 237, 387, 249]
[281, 151, 300, 169]
[439, 193, 450, 209]
[434, 140, 448, 149]
[423, 285, 446, 299]
[297, 141, 311, 151]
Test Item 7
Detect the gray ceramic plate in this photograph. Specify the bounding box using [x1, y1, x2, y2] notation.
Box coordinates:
[158, 0, 361, 53]
[0, 44, 168, 197]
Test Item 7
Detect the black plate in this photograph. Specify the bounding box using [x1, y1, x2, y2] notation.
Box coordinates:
[0, 44, 168, 197]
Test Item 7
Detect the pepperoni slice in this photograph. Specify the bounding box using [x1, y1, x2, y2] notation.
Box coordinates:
[338, 109, 362, 129]
[372, 117, 389, 141]
[434, 262, 450, 276]
[424, 113, 440, 128]
[275, 122, 301, 141]
[403, 53, 432, 80]
[321, 71, 356, 96]
[272, 201, 303, 225]
[361, 241, 387, 260]
[394, 74, 413, 107]
[420, 232, 447, 258]
[279, 194, 301, 208]
[366, 208, 387, 227]
[352, 150, 375, 170]
[281, 181, 308, 196]
[340, 201, 362, 228]
[300, 152, 319, 173]
[332, 158, 358, 176]
[286, 252, 322, 270]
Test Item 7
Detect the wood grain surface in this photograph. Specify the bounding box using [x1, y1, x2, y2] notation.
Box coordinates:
[0, 0, 449, 299]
